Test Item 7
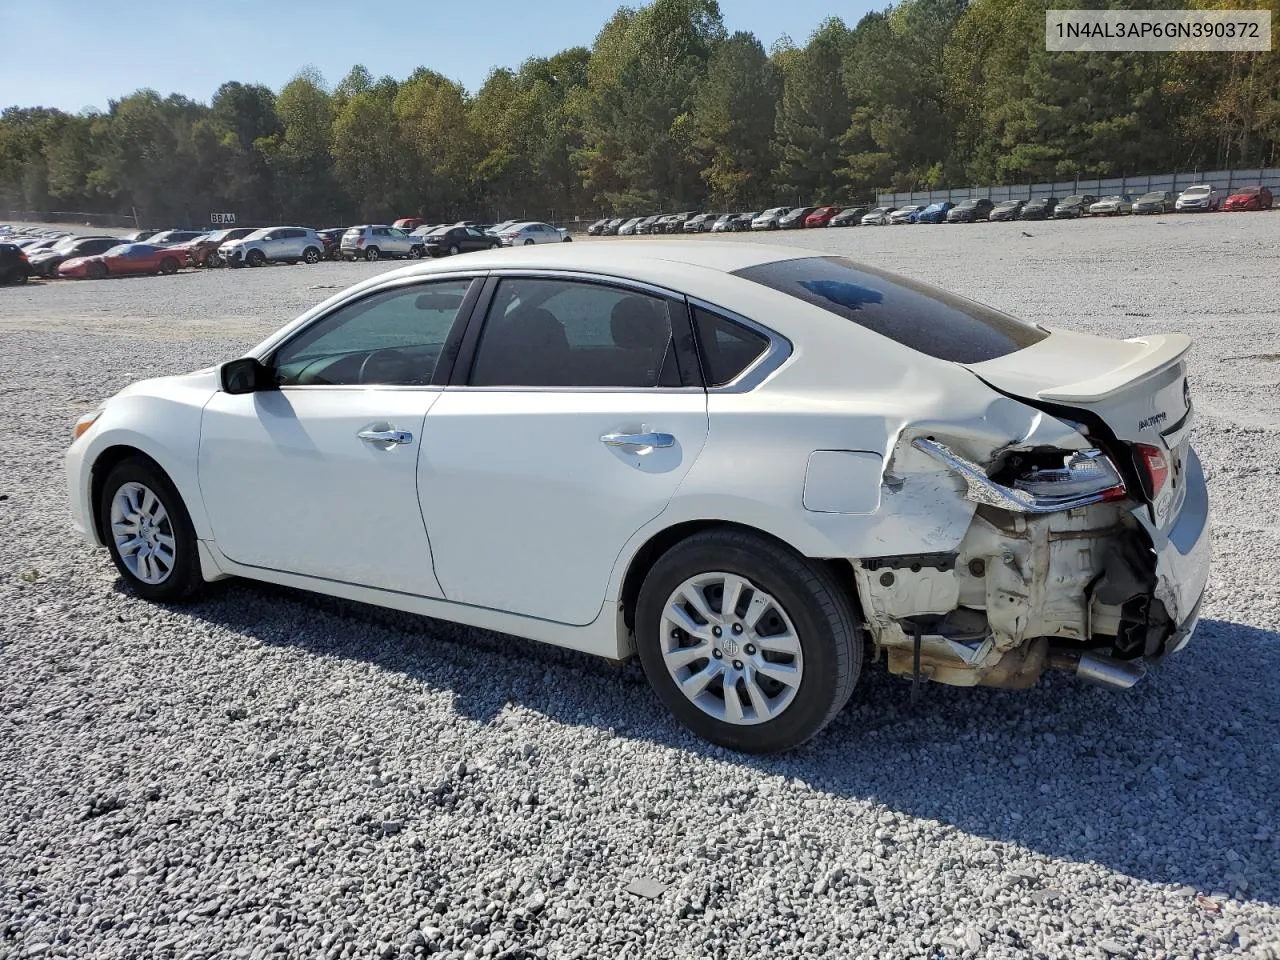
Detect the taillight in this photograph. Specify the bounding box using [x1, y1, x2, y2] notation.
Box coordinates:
[1134, 443, 1169, 498]
[1012, 449, 1128, 503]
[356, 238, 365, 246]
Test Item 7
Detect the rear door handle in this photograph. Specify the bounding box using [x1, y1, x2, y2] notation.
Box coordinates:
[358, 429, 413, 445]
[600, 431, 674, 450]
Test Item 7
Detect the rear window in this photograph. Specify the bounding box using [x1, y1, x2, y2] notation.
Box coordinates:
[731, 256, 1048, 363]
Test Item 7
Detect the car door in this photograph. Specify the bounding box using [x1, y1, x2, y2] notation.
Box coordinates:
[198, 277, 479, 596]
[462, 228, 491, 252]
[418, 274, 709, 625]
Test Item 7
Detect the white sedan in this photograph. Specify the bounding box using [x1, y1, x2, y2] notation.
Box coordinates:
[496, 221, 571, 246]
[66, 242, 1211, 753]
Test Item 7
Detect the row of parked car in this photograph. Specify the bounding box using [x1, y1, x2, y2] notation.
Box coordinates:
[585, 184, 1275, 237]
[0, 218, 574, 283]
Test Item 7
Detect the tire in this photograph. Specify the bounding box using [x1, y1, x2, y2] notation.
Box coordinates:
[563, 236, 572, 242]
[635, 528, 862, 754]
[159, 257, 179, 275]
[246, 249, 265, 267]
[98, 456, 204, 603]
[87, 261, 108, 280]
[408, 245, 424, 260]
[523, 239, 535, 246]
[365, 247, 380, 262]
[302, 246, 321, 264]
[448, 244, 460, 256]
[489, 242, 500, 250]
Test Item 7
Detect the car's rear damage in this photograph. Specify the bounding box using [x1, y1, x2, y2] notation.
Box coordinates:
[848, 333, 1211, 692]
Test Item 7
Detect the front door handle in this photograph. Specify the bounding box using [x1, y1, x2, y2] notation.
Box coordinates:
[358, 428, 413, 445]
[600, 431, 674, 450]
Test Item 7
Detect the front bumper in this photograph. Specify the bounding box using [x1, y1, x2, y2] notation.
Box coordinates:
[220, 248, 244, 265]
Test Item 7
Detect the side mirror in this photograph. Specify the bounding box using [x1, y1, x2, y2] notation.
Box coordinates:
[220, 357, 274, 394]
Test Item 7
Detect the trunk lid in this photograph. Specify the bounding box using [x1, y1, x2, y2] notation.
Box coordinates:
[966, 329, 1194, 530]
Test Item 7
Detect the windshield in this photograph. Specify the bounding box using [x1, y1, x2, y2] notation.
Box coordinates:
[957, 199, 978, 208]
[1139, 192, 1164, 201]
[1235, 187, 1259, 195]
[102, 244, 132, 256]
[242, 228, 271, 241]
[1184, 186, 1210, 195]
[1100, 196, 1122, 202]
[1061, 196, 1084, 205]
[732, 256, 1048, 364]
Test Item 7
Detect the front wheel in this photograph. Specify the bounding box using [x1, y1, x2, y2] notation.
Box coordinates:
[408, 245, 424, 260]
[99, 457, 204, 603]
[246, 249, 265, 267]
[159, 257, 179, 275]
[87, 261, 108, 280]
[302, 246, 321, 264]
[562, 235, 572, 242]
[635, 529, 861, 754]
[523, 239, 535, 246]
[448, 244, 460, 256]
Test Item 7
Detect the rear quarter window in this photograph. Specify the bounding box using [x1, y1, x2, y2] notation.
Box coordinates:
[732, 256, 1048, 364]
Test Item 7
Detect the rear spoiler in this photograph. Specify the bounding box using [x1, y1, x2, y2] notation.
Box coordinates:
[1036, 334, 1191, 403]
[966, 331, 1191, 405]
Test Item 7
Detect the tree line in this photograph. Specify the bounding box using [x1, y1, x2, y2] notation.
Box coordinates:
[1, 0, 1277, 227]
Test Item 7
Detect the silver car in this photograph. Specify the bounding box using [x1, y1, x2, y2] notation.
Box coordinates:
[219, 227, 325, 267]
[340, 225, 426, 262]
[1088, 195, 1134, 216]
[1175, 185, 1220, 212]
[750, 207, 792, 231]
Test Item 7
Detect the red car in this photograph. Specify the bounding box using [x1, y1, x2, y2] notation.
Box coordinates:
[393, 217, 425, 231]
[1222, 186, 1274, 211]
[805, 205, 843, 228]
[58, 243, 185, 280]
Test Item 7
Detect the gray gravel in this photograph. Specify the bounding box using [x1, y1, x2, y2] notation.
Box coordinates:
[2, 213, 1279, 960]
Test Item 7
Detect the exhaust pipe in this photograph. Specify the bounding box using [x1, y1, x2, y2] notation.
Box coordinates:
[1048, 650, 1146, 690]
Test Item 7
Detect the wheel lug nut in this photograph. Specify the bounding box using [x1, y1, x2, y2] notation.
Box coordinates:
[712, 649, 723, 659]
[745, 644, 756, 655]
[671, 630, 680, 639]
[732, 660, 744, 671]
[712, 626, 722, 637]
[731, 623, 743, 634]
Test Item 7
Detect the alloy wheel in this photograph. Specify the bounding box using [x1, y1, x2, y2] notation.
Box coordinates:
[659, 571, 804, 725]
[109, 482, 176, 585]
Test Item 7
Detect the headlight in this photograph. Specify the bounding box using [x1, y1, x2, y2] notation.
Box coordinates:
[73, 404, 105, 441]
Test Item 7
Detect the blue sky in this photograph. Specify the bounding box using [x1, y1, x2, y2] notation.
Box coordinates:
[2, 1, 879, 112]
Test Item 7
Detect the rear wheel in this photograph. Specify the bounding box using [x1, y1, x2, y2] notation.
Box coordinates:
[159, 257, 179, 275]
[448, 244, 460, 256]
[563, 235, 572, 242]
[523, 239, 535, 246]
[99, 457, 203, 603]
[302, 246, 321, 264]
[635, 529, 861, 754]
[365, 246, 380, 262]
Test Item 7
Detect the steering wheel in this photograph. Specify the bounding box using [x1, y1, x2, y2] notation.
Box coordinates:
[358, 348, 414, 385]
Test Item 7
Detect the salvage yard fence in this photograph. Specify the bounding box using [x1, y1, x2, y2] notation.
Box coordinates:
[876, 167, 1280, 207]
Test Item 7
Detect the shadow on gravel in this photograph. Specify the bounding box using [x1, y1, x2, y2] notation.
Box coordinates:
[174, 580, 1279, 905]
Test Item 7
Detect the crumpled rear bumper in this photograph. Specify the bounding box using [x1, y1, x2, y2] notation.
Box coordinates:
[1149, 447, 1211, 656]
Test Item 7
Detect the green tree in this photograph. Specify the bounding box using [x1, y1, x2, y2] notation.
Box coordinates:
[688, 32, 780, 207]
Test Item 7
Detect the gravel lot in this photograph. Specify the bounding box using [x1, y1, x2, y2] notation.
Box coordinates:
[2, 214, 1279, 960]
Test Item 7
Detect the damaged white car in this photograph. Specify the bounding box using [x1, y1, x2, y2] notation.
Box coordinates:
[65, 242, 1210, 753]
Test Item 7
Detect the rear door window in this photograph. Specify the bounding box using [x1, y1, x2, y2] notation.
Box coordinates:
[469, 278, 681, 388]
[732, 256, 1048, 363]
